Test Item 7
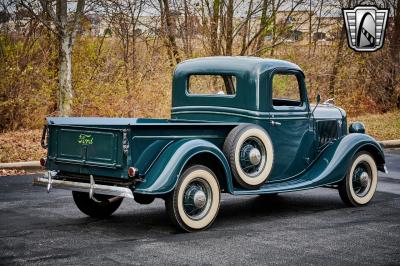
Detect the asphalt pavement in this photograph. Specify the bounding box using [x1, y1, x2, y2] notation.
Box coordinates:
[1, 149, 400, 265]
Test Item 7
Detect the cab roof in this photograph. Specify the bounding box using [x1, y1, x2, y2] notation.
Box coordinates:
[172, 56, 305, 113]
[174, 56, 302, 76]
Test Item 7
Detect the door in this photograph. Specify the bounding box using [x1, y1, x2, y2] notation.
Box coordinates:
[264, 69, 314, 182]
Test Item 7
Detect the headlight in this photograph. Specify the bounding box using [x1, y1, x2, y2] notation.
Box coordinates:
[349, 122, 365, 134]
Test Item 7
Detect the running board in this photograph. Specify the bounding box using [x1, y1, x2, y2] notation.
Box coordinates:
[33, 172, 134, 199]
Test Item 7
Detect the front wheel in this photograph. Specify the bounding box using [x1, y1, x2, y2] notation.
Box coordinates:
[72, 191, 123, 218]
[338, 151, 378, 206]
[165, 165, 220, 232]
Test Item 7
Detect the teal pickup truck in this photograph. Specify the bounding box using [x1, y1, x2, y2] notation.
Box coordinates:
[34, 57, 387, 232]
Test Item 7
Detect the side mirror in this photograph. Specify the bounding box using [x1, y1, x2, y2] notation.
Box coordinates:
[311, 93, 321, 116]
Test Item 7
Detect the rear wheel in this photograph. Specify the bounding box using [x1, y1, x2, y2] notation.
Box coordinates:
[338, 151, 378, 207]
[72, 191, 123, 218]
[165, 165, 220, 232]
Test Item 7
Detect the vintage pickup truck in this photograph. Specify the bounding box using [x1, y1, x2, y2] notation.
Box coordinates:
[34, 57, 387, 232]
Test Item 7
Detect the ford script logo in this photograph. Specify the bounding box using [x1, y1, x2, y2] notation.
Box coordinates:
[78, 134, 93, 145]
[343, 5, 389, 52]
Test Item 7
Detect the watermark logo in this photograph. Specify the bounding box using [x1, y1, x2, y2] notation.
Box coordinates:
[343, 5, 389, 52]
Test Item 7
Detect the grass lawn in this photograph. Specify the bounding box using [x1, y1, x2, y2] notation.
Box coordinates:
[349, 111, 400, 141]
[0, 111, 399, 163]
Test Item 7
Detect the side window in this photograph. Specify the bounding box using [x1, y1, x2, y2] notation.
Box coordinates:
[188, 75, 236, 95]
[272, 73, 302, 107]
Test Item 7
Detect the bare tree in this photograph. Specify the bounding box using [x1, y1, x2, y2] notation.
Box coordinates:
[385, 0, 400, 108]
[210, 0, 221, 55]
[328, 0, 352, 97]
[104, 0, 145, 97]
[160, 0, 181, 64]
[20, 0, 86, 116]
[225, 0, 234, 55]
[254, 0, 269, 55]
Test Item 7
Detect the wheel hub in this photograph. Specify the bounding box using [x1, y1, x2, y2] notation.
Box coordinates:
[352, 163, 372, 197]
[248, 148, 261, 165]
[359, 171, 369, 187]
[183, 179, 212, 220]
[239, 137, 267, 177]
[193, 190, 207, 208]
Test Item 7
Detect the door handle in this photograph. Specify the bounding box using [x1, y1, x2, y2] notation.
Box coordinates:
[271, 120, 281, 126]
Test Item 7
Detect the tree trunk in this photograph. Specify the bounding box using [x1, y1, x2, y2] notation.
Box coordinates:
[218, 0, 225, 55]
[225, 0, 234, 55]
[21, 0, 85, 116]
[308, 0, 312, 57]
[239, 0, 253, 55]
[210, 0, 220, 55]
[183, 0, 191, 57]
[270, 0, 276, 56]
[328, 25, 346, 98]
[162, 0, 181, 64]
[255, 0, 268, 56]
[312, 0, 324, 55]
[387, 0, 400, 109]
[58, 34, 73, 116]
[158, 0, 174, 65]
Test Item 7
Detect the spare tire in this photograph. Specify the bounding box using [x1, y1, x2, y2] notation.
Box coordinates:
[223, 124, 274, 189]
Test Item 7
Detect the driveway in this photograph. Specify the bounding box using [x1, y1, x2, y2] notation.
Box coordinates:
[1, 149, 399, 265]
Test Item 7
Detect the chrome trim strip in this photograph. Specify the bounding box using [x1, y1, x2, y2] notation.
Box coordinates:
[173, 106, 264, 116]
[172, 110, 308, 121]
[132, 135, 222, 140]
[50, 158, 121, 169]
[172, 106, 309, 120]
[33, 176, 134, 198]
[172, 106, 309, 116]
[172, 111, 270, 120]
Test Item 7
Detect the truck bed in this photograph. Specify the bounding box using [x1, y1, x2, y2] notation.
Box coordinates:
[44, 117, 237, 181]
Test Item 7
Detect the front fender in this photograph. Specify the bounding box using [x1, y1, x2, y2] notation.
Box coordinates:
[134, 139, 232, 195]
[234, 133, 385, 195]
[303, 133, 385, 187]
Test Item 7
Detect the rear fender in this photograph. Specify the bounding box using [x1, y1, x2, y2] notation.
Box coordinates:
[134, 139, 233, 195]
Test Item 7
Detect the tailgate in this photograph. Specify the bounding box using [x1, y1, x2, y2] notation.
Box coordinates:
[47, 126, 127, 169]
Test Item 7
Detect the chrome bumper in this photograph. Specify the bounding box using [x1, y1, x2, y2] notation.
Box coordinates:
[33, 172, 134, 199]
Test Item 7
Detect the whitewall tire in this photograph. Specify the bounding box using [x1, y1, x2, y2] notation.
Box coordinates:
[339, 151, 378, 206]
[165, 165, 220, 232]
[223, 124, 274, 189]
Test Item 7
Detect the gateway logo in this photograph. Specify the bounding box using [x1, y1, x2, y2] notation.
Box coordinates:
[343, 5, 389, 52]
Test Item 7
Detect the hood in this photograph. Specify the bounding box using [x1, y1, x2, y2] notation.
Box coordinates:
[311, 104, 346, 120]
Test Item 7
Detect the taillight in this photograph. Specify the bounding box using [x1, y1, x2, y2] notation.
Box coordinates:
[128, 167, 138, 177]
[40, 157, 46, 167]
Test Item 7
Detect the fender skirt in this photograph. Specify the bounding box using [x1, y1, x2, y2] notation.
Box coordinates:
[233, 133, 385, 195]
[134, 139, 233, 195]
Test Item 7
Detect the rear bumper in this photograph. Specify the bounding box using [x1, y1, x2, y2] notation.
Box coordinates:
[33, 172, 134, 198]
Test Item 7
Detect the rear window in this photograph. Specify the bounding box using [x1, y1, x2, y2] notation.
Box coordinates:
[188, 75, 236, 95]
